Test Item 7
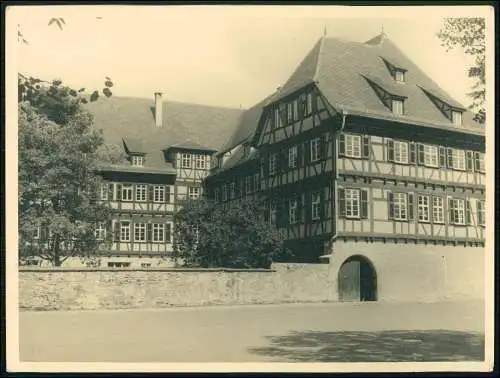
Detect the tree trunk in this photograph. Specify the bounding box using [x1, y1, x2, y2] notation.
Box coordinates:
[53, 235, 62, 267]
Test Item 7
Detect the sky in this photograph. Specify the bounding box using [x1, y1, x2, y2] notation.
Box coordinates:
[10, 5, 488, 110]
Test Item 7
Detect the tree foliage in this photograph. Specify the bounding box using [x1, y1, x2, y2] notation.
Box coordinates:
[437, 18, 486, 123]
[18, 17, 116, 266]
[173, 197, 290, 269]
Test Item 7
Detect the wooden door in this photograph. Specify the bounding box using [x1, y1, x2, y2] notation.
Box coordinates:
[338, 259, 361, 301]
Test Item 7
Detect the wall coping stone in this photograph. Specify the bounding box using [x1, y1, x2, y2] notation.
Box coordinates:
[19, 267, 276, 273]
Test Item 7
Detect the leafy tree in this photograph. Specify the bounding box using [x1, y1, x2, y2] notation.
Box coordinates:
[18, 17, 116, 266]
[437, 18, 486, 123]
[173, 197, 289, 269]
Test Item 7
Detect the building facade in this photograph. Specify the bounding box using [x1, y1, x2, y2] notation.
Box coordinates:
[206, 32, 486, 301]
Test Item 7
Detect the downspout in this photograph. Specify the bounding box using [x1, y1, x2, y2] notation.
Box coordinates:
[328, 109, 348, 254]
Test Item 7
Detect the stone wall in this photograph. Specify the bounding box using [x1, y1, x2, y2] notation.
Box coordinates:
[19, 242, 486, 311]
[19, 264, 333, 311]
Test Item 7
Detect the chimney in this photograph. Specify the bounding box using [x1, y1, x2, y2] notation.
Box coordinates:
[154, 92, 163, 127]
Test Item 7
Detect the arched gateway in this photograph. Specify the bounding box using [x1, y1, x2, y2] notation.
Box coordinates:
[338, 255, 377, 302]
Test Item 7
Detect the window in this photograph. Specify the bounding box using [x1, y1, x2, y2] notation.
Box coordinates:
[432, 196, 444, 224]
[287, 102, 293, 123]
[135, 184, 147, 202]
[269, 153, 277, 176]
[423, 145, 439, 167]
[394, 141, 409, 164]
[121, 185, 133, 202]
[274, 107, 281, 129]
[131, 155, 144, 166]
[108, 262, 131, 268]
[253, 173, 260, 192]
[394, 70, 405, 82]
[288, 146, 298, 168]
[393, 192, 408, 221]
[451, 149, 466, 171]
[100, 183, 108, 200]
[270, 201, 277, 225]
[33, 226, 40, 239]
[306, 92, 313, 115]
[195, 155, 206, 169]
[345, 134, 361, 158]
[310, 137, 321, 162]
[134, 223, 147, 242]
[392, 99, 404, 115]
[345, 189, 360, 218]
[214, 188, 220, 202]
[188, 187, 200, 200]
[312, 192, 321, 220]
[450, 198, 465, 225]
[452, 110, 462, 126]
[289, 199, 298, 224]
[95, 222, 106, 240]
[141, 263, 151, 268]
[474, 152, 485, 173]
[165, 223, 172, 243]
[153, 185, 165, 203]
[152, 223, 165, 243]
[229, 182, 235, 199]
[417, 195, 430, 222]
[477, 200, 485, 226]
[120, 221, 131, 242]
[245, 176, 253, 194]
[181, 153, 192, 168]
[222, 184, 228, 201]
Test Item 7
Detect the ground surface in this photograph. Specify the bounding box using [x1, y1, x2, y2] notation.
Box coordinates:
[20, 300, 485, 363]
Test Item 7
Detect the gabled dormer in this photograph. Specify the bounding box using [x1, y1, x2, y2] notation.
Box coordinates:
[122, 137, 147, 167]
[380, 57, 407, 83]
[362, 74, 408, 115]
[419, 86, 466, 127]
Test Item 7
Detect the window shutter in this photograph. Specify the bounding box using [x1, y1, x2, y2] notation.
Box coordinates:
[417, 143, 425, 165]
[106, 220, 113, 242]
[360, 189, 368, 219]
[409, 143, 417, 164]
[362, 135, 370, 158]
[339, 133, 346, 156]
[108, 183, 114, 201]
[166, 223, 172, 243]
[439, 147, 446, 167]
[448, 198, 454, 224]
[473, 152, 480, 172]
[388, 191, 394, 220]
[165, 186, 170, 203]
[147, 223, 153, 242]
[116, 184, 122, 201]
[303, 141, 310, 164]
[148, 185, 154, 202]
[387, 139, 394, 161]
[114, 221, 121, 242]
[40, 226, 48, 242]
[446, 148, 454, 168]
[477, 201, 484, 225]
[465, 200, 472, 225]
[297, 196, 303, 221]
[466, 151, 474, 172]
[319, 190, 325, 219]
[320, 134, 327, 159]
[338, 188, 345, 218]
[408, 193, 415, 221]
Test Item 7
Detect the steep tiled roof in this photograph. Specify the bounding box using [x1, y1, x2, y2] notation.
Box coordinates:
[85, 97, 244, 171]
[271, 34, 483, 133]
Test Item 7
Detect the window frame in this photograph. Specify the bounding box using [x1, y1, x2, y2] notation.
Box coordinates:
[432, 196, 445, 224]
[311, 192, 321, 221]
[181, 153, 192, 169]
[100, 183, 108, 200]
[289, 198, 298, 224]
[451, 149, 466, 171]
[288, 145, 298, 168]
[477, 200, 485, 226]
[152, 223, 165, 243]
[121, 184, 133, 202]
[269, 153, 277, 176]
[194, 154, 206, 169]
[135, 184, 147, 202]
[95, 222, 106, 241]
[245, 176, 253, 194]
[269, 201, 277, 226]
[131, 155, 144, 166]
[345, 134, 362, 158]
[450, 198, 466, 225]
[393, 192, 408, 221]
[153, 185, 165, 203]
[394, 70, 405, 82]
[188, 187, 201, 200]
[417, 195, 430, 223]
[134, 222, 147, 243]
[423, 144, 439, 167]
[120, 221, 131, 242]
[310, 137, 321, 162]
[393, 141, 409, 164]
[452, 110, 462, 126]
[345, 188, 361, 219]
[391, 99, 404, 115]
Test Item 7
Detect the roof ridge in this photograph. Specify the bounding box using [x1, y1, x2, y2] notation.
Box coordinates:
[312, 36, 326, 83]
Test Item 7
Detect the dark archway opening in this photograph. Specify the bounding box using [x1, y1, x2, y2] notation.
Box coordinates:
[338, 255, 377, 302]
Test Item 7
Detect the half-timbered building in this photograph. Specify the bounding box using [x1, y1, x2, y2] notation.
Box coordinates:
[206, 32, 486, 301]
[63, 94, 243, 268]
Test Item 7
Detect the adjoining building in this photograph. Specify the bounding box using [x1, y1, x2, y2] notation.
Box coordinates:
[205, 32, 486, 301]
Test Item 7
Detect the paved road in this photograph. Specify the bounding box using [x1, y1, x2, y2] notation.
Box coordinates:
[20, 300, 484, 363]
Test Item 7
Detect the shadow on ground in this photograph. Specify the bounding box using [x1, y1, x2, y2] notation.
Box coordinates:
[249, 330, 484, 362]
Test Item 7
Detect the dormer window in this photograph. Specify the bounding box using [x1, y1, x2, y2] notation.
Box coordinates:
[391, 99, 404, 115]
[394, 70, 405, 83]
[452, 110, 462, 126]
[131, 155, 144, 166]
